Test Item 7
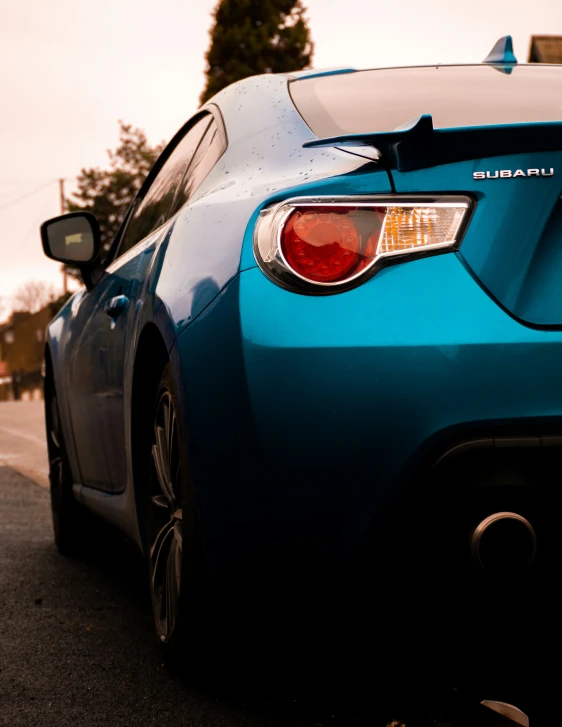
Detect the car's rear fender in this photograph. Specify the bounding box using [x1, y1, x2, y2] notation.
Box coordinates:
[234, 251, 562, 561]
[172, 249, 562, 575]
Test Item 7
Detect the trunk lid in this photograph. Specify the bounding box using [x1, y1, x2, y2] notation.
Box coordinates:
[390, 148, 562, 327]
[291, 63, 562, 325]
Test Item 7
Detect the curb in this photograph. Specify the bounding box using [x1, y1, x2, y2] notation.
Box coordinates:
[0, 460, 49, 489]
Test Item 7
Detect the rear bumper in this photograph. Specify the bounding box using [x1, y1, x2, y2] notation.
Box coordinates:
[174, 251, 562, 575]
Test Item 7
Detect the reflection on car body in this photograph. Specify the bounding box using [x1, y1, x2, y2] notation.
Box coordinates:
[39, 36, 562, 716]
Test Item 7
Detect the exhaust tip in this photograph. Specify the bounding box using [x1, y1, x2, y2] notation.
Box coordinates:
[471, 512, 537, 575]
[481, 700, 529, 727]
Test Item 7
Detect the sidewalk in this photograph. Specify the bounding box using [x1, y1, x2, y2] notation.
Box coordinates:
[0, 400, 48, 487]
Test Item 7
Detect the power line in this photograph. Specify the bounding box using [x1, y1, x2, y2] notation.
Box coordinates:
[0, 177, 68, 184]
[0, 180, 58, 213]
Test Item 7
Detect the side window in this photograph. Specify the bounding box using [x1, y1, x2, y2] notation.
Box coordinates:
[117, 115, 212, 257]
[173, 120, 225, 213]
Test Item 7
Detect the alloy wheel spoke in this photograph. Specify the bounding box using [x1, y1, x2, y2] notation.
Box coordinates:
[150, 519, 174, 593]
[173, 519, 183, 551]
[151, 494, 169, 509]
[149, 387, 184, 642]
[165, 402, 174, 466]
[167, 403, 180, 504]
[152, 432, 174, 505]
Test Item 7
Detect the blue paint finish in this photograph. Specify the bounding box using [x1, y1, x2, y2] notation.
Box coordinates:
[170, 251, 562, 571]
[43, 64, 562, 573]
[60, 227, 161, 492]
[392, 150, 562, 326]
[44, 72, 385, 548]
[169, 277, 254, 576]
[514, 200, 562, 325]
[155, 74, 390, 339]
[290, 67, 356, 80]
[483, 35, 517, 65]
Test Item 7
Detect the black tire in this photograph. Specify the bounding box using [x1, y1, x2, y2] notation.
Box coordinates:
[45, 375, 92, 556]
[145, 363, 207, 670]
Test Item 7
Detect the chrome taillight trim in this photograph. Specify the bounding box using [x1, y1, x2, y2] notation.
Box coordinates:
[253, 195, 473, 293]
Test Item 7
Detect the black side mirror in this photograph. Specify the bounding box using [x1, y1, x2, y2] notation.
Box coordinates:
[40, 212, 103, 290]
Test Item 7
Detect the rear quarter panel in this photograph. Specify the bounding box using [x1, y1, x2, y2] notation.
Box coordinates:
[157, 75, 386, 337]
[45, 73, 391, 546]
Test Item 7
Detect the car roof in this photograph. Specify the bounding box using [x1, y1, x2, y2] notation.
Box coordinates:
[289, 62, 562, 79]
[203, 60, 562, 149]
[288, 63, 562, 138]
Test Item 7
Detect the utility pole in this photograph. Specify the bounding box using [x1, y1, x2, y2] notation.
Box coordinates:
[59, 178, 67, 294]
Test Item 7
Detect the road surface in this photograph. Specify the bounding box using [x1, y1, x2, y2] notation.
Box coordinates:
[0, 401, 48, 486]
[0, 403, 321, 726]
[0, 402, 387, 727]
[0, 466, 330, 727]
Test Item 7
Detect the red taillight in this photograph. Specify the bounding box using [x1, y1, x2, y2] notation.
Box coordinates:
[281, 208, 374, 283]
[255, 196, 472, 291]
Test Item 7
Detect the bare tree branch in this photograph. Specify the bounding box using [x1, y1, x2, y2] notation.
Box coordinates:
[11, 281, 57, 314]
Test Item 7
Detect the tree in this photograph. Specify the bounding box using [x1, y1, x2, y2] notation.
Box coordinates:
[11, 281, 57, 314]
[200, 0, 313, 104]
[67, 122, 165, 260]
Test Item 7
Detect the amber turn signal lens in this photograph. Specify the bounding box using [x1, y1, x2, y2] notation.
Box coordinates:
[375, 205, 468, 255]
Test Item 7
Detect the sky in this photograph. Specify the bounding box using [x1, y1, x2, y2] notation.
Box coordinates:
[1, 0, 562, 320]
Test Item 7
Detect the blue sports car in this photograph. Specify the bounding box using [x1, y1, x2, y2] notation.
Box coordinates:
[41, 36, 562, 703]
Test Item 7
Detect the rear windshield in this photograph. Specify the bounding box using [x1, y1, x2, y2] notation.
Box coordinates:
[290, 65, 562, 137]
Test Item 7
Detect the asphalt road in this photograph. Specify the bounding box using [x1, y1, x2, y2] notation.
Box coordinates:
[0, 406, 399, 727]
[0, 401, 48, 486]
[1, 466, 329, 727]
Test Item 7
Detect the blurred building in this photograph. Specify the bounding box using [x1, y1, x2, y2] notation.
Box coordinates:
[528, 35, 562, 63]
[0, 302, 64, 402]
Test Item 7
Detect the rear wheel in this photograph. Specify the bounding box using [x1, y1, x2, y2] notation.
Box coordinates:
[45, 377, 92, 556]
[146, 363, 206, 668]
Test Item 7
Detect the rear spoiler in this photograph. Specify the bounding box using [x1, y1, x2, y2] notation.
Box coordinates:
[303, 114, 562, 172]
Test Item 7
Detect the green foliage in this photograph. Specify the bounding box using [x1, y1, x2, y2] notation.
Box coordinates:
[200, 0, 313, 104]
[67, 122, 164, 260]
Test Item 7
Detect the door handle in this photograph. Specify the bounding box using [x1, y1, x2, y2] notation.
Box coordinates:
[104, 294, 129, 319]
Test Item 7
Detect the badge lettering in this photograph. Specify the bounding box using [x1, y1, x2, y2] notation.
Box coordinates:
[473, 168, 555, 180]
